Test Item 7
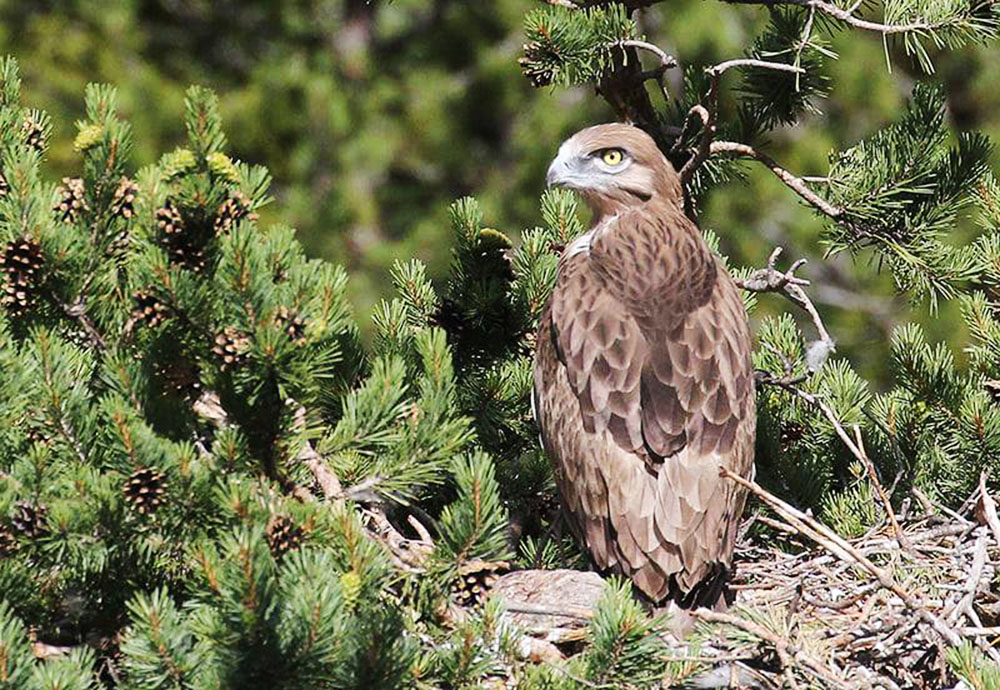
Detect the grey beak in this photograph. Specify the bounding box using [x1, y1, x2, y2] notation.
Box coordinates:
[546, 156, 571, 188]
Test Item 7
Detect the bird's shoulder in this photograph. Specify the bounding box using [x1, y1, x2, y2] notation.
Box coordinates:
[542, 224, 753, 464]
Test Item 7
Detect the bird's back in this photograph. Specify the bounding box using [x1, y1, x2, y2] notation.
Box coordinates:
[533, 207, 755, 607]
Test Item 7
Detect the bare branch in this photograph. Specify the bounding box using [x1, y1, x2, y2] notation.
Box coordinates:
[721, 467, 969, 649]
[692, 608, 851, 687]
[977, 472, 1000, 548]
[852, 423, 905, 543]
[736, 247, 836, 371]
[710, 141, 842, 218]
[48, 293, 106, 351]
[709, 58, 806, 77]
[614, 39, 677, 78]
[679, 60, 804, 185]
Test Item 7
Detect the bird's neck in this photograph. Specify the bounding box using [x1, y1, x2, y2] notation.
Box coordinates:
[586, 202, 718, 315]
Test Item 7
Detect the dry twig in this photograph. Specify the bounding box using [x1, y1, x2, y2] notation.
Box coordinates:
[723, 468, 970, 650]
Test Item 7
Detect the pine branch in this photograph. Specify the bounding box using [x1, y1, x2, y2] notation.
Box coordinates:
[708, 142, 842, 218]
[679, 61, 807, 186]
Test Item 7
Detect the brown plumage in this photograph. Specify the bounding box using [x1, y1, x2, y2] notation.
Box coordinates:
[533, 123, 755, 608]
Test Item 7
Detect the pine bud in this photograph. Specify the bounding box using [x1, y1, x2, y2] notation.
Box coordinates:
[340, 570, 362, 611]
[206, 152, 240, 184]
[73, 123, 104, 152]
[160, 148, 197, 180]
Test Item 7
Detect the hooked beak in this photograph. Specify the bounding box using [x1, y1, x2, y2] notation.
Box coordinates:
[546, 146, 576, 188]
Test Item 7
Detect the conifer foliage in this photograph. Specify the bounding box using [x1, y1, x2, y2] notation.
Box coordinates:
[2, 0, 1000, 682]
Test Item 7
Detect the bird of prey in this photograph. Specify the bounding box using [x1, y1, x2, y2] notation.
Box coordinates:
[533, 123, 755, 609]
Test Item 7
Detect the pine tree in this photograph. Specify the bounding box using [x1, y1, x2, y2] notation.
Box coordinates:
[1, 0, 1000, 681]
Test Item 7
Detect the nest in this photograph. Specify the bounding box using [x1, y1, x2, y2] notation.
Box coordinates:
[482, 473, 1000, 689]
[711, 508, 999, 688]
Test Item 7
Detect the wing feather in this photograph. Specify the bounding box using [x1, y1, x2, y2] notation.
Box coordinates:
[534, 208, 755, 604]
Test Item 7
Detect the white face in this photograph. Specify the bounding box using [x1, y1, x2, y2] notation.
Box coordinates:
[546, 139, 634, 192]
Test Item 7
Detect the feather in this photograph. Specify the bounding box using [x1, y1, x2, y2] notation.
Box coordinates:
[534, 123, 756, 608]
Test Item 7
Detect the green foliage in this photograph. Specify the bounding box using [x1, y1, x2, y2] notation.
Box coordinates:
[825, 84, 993, 302]
[2, 0, 1000, 683]
[437, 452, 512, 567]
[739, 9, 832, 132]
[583, 579, 667, 687]
[947, 641, 1000, 690]
[521, 4, 637, 87]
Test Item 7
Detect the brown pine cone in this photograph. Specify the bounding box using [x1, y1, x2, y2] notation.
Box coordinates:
[54, 177, 88, 224]
[123, 468, 167, 515]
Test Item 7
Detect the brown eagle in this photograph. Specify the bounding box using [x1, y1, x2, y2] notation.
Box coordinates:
[533, 123, 755, 609]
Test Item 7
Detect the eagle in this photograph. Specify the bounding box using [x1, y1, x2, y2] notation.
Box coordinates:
[533, 123, 756, 609]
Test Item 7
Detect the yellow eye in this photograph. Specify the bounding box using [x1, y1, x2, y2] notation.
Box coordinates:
[601, 148, 624, 166]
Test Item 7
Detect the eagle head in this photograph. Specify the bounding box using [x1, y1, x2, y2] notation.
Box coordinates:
[546, 123, 683, 215]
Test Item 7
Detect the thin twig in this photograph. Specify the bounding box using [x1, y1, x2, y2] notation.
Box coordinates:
[710, 58, 806, 76]
[977, 472, 1000, 548]
[853, 424, 904, 543]
[736, 247, 836, 376]
[710, 141, 843, 218]
[614, 39, 677, 77]
[721, 0, 958, 35]
[679, 60, 806, 185]
[946, 530, 988, 626]
[49, 294, 106, 351]
[722, 468, 968, 648]
[692, 608, 850, 687]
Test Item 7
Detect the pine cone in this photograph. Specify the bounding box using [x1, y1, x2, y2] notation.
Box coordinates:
[0, 236, 45, 315]
[21, 115, 46, 151]
[519, 42, 556, 88]
[266, 515, 304, 559]
[431, 299, 467, 339]
[11, 501, 48, 539]
[123, 468, 166, 515]
[450, 560, 510, 607]
[213, 327, 251, 369]
[780, 421, 806, 451]
[0, 524, 18, 557]
[156, 199, 184, 236]
[155, 360, 202, 400]
[984, 379, 1000, 403]
[213, 191, 258, 235]
[131, 291, 170, 328]
[156, 200, 205, 272]
[275, 306, 307, 346]
[111, 177, 139, 220]
[53, 177, 88, 224]
[0, 170, 9, 198]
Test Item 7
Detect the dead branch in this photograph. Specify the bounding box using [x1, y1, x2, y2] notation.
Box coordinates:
[692, 608, 850, 687]
[710, 141, 842, 218]
[977, 472, 1000, 548]
[722, 468, 970, 649]
[737, 246, 836, 376]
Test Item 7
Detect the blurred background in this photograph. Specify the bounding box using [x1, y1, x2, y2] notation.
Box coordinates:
[2, 0, 998, 384]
